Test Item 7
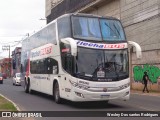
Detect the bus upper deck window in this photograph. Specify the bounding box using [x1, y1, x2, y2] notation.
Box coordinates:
[100, 19, 126, 41]
[58, 16, 71, 39]
[72, 16, 102, 41]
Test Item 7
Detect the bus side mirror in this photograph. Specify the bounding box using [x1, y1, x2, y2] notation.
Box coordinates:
[128, 41, 142, 59]
[61, 38, 77, 56]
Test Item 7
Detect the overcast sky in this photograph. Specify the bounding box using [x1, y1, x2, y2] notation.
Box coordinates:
[0, 0, 46, 58]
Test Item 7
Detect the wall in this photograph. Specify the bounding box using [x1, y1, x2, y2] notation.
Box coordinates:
[11, 47, 21, 76]
[86, 0, 120, 19]
[45, 0, 52, 17]
[121, 0, 160, 51]
[45, 0, 63, 17]
[121, 0, 160, 91]
[132, 63, 160, 91]
[131, 50, 160, 91]
[0, 58, 11, 78]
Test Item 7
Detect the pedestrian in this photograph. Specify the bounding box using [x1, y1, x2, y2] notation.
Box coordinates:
[142, 71, 149, 93]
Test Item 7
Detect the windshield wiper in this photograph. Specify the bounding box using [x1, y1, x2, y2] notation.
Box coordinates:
[104, 23, 120, 38]
[76, 72, 85, 77]
[113, 24, 121, 39]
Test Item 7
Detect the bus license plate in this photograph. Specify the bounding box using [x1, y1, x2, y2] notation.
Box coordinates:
[101, 94, 110, 98]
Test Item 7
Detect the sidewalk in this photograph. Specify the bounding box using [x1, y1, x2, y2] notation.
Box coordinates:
[131, 89, 160, 97]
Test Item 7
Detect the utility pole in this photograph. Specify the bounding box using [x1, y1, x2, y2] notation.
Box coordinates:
[2, 45, 11, 78]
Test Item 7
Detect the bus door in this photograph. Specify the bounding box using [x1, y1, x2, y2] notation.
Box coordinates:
[60, 54, 75, 98]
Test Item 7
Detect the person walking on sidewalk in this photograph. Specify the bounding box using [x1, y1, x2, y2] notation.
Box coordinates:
[142, 71, 149, 93]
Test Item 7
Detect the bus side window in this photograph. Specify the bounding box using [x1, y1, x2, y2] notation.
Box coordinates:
[62, 54, 74, 74]
[47, 58, 58, 74]
[47, 58, 52, 74]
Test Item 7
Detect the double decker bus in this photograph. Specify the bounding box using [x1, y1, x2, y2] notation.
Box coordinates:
[21, 13, 142, 103]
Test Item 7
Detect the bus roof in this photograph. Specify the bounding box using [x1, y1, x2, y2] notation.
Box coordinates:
[22, 13, 119, 43]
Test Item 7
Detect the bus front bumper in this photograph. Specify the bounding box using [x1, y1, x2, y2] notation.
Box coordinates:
[70, 87, 130, 102]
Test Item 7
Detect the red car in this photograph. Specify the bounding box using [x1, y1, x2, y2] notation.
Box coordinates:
[0, 73, 3, 84]
[2, 73, 7, 79]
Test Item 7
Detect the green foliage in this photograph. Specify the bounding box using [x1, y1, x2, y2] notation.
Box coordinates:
[0, 95, 17, 111]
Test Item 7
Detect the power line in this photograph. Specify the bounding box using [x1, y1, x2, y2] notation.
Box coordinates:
[0, 35, 25, 37]
[0, 40, 23, 45]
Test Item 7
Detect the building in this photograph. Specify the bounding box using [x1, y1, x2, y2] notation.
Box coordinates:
[11, 47, 22, 76]
[45, 0, 160, 91]
[0, 58, 11, 78]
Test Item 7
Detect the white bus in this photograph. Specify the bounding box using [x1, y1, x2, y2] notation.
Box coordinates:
[21, 13, 142, 103]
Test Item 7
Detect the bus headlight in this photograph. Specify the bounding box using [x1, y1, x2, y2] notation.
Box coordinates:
[75, 92, 84, 98]
[70, 80, 78, 87]
[119, 83, 130, 90]
[69, 80, 89, 90]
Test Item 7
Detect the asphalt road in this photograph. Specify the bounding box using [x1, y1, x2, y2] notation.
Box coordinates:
[0, 78, 160, 120]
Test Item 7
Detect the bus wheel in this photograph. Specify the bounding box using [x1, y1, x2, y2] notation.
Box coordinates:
[28, 79, 33, 94]
[24, 79, 29, 93]
[54, 82, 61, 104]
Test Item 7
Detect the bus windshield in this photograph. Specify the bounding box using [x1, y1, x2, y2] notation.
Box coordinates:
[75, 48, 129, 81]
[71, 16, 125, 41]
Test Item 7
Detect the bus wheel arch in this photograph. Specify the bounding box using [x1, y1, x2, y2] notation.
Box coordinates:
[53, 80, 61, 104]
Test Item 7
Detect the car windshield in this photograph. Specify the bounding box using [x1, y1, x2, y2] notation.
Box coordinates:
[72, 16, 125, 41]
[74, 48, 129, 81]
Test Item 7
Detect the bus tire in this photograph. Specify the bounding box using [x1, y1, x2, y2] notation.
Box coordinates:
[28, 78, 33, 94]
[53, 82, 61, 104]
[24, 79, 29, 93]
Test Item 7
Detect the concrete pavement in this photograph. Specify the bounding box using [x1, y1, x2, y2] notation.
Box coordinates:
[131, 90, 160, 97]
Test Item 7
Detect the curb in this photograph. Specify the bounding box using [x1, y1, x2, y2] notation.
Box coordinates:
[131, 91, 160, 97]
[0, 94, 21, 111]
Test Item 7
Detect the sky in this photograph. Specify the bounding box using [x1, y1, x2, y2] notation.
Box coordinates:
[0, 0, 46, 58]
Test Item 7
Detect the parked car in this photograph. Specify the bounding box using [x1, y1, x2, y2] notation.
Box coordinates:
[0, 73, 3, 84]
[2, 73, 7, 79]
[13, 73, 22, 86]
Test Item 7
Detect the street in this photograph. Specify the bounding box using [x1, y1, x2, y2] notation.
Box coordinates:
[0, 78, 160, 120]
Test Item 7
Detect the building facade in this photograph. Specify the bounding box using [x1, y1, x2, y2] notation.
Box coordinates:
[45, 0, 160, 91]
[0, 58, 11, 78]
[11, 47, 21, 76]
